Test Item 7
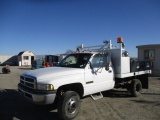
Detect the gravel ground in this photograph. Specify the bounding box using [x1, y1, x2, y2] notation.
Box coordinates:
[0, 66, 160, 120]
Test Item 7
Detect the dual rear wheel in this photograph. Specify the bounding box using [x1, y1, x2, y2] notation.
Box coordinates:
[130, 79, 142, 97]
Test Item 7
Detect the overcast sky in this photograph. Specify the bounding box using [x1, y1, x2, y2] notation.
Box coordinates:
[0, 0, 160, 57]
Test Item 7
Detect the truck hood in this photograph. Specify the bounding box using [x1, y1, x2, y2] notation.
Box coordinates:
[22, 67, 84, 80]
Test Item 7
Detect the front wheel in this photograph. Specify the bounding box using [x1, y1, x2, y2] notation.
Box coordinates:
[57, 91, 81, 120]
[130, 79, 142, 97]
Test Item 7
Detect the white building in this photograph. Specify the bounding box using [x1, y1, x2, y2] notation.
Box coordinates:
[18, 51, 35, 66]
[136, 44, 160, 76]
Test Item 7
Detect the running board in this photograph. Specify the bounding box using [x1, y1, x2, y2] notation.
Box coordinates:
[91, 92, 103, 100]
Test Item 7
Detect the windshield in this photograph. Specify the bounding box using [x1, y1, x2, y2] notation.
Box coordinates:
[58, 53, 92, 68]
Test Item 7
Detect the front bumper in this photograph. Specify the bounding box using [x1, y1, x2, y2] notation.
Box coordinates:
[18, 83, 57, 105]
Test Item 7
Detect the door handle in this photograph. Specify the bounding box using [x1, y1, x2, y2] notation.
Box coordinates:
[108, 70, 112, 73]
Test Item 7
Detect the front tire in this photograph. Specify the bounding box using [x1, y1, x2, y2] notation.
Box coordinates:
[57, 91, 81, 120]
[130, 79, 142, 97]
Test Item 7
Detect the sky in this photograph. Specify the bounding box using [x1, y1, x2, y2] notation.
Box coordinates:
[0, 0, 160, 57]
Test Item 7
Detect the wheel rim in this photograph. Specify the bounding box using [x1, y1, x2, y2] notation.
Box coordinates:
[66, 97, 77, 115]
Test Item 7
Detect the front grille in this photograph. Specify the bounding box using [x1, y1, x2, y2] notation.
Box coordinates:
[20, 75, 36, 89]
[18, 88, 33, 100]
[25, 77, 34, 83]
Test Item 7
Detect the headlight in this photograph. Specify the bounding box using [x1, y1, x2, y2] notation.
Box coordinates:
[37, 84, 54, 90]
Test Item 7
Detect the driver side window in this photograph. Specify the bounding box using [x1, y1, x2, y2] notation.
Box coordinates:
[91, 54, 104, 68]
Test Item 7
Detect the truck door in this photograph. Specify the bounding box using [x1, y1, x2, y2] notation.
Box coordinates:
[84, 53, 115, 95]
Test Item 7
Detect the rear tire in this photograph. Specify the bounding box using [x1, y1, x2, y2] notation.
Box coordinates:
[57, 91, 81, 120]
[130, 79, 142, 97]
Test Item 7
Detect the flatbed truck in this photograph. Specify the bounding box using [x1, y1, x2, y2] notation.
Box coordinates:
[18, 37, 152, 120]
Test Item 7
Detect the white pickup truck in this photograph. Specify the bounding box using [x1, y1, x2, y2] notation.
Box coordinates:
[18, 37, 152, 120]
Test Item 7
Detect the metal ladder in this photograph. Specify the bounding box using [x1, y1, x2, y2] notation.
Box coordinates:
[77, 40, 111, 53]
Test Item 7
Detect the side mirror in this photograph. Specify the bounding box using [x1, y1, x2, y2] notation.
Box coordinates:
[103, 52, 111, 71]
[105, 63, 109, 71]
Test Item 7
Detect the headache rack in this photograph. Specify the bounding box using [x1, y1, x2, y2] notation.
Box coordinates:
[77, 40, 116, 53]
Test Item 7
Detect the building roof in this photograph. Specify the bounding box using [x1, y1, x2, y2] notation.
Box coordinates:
[136, 44, 160, 48]
[18, 50, 35, 56]
[18, 51, 25, 56]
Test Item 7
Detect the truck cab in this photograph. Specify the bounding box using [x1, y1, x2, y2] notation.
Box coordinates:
[57, 52, 115, 95]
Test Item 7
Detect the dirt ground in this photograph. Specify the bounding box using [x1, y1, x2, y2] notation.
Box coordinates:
[0, 66, 160, 120]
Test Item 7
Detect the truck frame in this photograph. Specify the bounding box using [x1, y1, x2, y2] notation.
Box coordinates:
[18, 37, 152, 120]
